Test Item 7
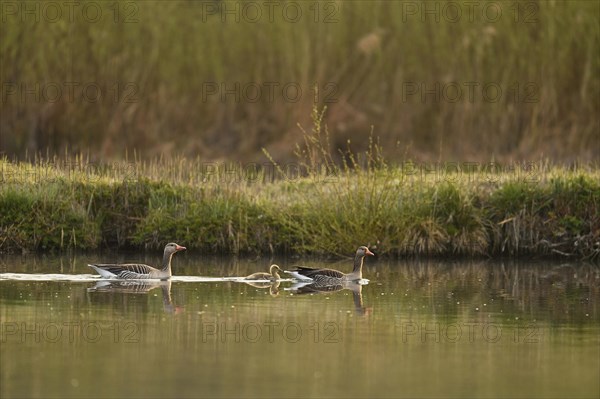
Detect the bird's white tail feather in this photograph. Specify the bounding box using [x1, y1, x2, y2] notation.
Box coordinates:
[88, 265, 117, 279]
[284, 271, 314, 281]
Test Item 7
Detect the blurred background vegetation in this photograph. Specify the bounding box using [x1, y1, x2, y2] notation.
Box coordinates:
[1, 0, 598, 163]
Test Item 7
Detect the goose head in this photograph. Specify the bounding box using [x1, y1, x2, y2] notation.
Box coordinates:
[269, 264, 283, 278]
[164, 242, 186, 256]
[356, 246, 374, 257]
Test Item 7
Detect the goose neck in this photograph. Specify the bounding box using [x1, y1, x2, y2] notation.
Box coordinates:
[352, 254, 364, 278]
[162, 251, 173, 272]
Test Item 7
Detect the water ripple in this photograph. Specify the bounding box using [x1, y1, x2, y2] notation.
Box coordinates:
[0, 273, 294, 283]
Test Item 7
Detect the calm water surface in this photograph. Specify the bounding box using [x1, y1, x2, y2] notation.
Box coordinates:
[1, 253, 598, 399]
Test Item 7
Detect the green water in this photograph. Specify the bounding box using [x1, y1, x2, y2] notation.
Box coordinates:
[1, 254, 598, 398]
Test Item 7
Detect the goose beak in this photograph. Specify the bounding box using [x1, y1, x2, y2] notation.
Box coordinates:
[176, 245, 186, 251]
[365, 248, 375, 256]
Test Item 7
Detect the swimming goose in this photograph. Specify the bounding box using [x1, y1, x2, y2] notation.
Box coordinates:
[88, 243, 186, 280]
[285, 246, 374, 283]
[244, 264, 282, 281]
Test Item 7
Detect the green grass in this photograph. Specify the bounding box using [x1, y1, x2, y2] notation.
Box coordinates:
[1, 109, 599, 259]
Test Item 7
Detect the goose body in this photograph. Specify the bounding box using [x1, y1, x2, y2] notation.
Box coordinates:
[285, 246, 374, 284]
[245, 264, 282, 281]
[88, 243, 186, 280]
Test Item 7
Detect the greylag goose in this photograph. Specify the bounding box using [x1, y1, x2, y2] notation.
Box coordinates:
[88, 243, 186, 280]
[285, 246, 374, 283]
[244, 264, 282, 281]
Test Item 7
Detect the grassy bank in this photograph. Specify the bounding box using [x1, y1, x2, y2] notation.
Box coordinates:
[1, 0, 598, 162]
[1, 120, 598, 259]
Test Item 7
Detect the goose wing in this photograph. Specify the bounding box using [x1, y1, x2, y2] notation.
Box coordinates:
[89, 263, 156, 276]
[293, 266, 345, 279]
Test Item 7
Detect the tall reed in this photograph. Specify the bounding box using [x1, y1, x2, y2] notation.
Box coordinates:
[1, 1, 598, 162]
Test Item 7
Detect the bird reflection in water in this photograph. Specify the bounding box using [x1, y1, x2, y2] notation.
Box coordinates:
[242, 280, 281, 297]
[87, 279, 183, 314]
[286, 280, 372, 316]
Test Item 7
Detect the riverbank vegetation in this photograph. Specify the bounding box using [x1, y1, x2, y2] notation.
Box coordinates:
[1, 109, 598, 259]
